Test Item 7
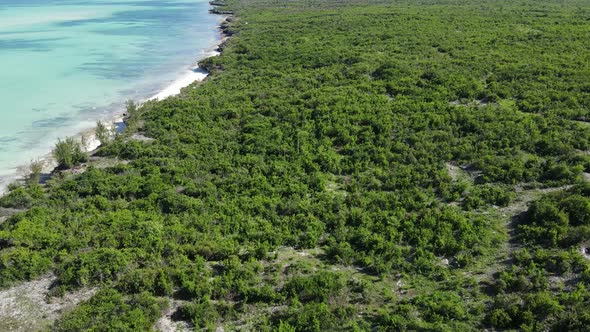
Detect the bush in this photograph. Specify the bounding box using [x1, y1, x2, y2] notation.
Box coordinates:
[283, 271, 345, 303]
[560, 195, 590, 226]
[53, 289, 165, 331]
[27, 159, 43, 186]
[519, 199, 568, 247]
[95, 120, 112, 146]
[178, 297, 219, 329]
[0, 187, 33, 208]
[53, 137, 87, 169]
[126, 100, 137, 116]
[56, 248, 130, 288]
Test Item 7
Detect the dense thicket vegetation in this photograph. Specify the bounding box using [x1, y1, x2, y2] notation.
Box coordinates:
[2, 0, 590, 330]
[486, 184, 590, 331]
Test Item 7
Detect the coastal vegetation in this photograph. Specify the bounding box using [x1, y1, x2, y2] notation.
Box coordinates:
[26, 160, 43, 187]
[1, 0, 590, 330]
[95, 121, 112, 146]
[52, 138, 87, 170]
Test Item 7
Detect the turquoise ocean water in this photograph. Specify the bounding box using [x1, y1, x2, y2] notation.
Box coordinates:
[0, 0, 220, 186]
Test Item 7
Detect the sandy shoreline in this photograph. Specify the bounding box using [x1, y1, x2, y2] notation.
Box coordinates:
[0, 15, 228, 196]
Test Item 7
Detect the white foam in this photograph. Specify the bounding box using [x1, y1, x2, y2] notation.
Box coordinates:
[149, 51, 220, 101]
[149, 68, 209, 101]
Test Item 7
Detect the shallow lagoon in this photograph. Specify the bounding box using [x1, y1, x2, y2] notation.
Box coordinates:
[0, 0, 220, 185]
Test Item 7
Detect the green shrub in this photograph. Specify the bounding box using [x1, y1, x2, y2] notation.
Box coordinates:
[95, 120, 112, 146]
[53, 290, 165, 331]
[53, 137, 87, 169]
[27, 159, 43, 186]
[0, 187, 32, 209]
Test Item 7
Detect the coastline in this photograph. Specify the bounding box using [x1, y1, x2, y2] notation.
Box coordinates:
[0, 11, 231, 196]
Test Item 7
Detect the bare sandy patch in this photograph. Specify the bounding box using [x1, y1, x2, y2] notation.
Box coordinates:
[0, 274, 96, 331]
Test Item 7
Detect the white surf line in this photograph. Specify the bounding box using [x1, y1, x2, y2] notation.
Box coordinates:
[148, 52, 220, 101]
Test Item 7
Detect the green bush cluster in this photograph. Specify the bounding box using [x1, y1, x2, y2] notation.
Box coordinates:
[485, 185, 590, 330]
[519, 185, 590, 247]
[53, 137, 87, 169]
[53, 289, 166, 331]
